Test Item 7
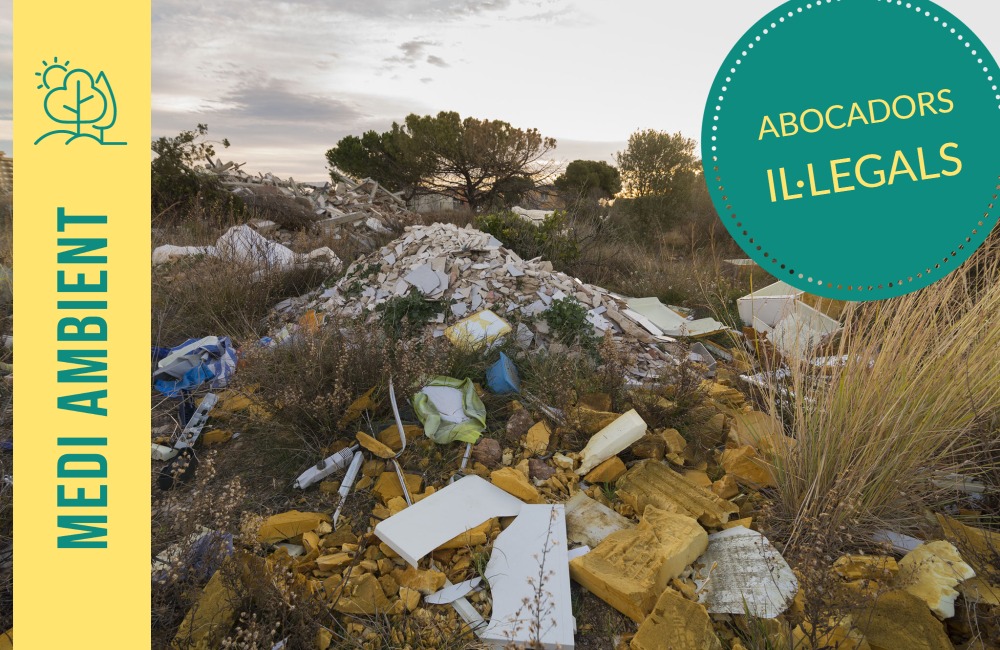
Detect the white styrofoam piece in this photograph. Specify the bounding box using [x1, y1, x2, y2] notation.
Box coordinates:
[425, 577, 482, 605]
[567, 546, 590, 561]
[872, 529, 923, 554]
[692, 526, 798, 618]
[737, 281, 802, 330]
[481, 505, 575, 649]
[564, 491, 633, 548]
[374, 475, 524, 568]
[575, 409, 647, 476]
[152, 444, 178, 461]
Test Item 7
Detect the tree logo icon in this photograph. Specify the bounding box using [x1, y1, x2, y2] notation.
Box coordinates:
[34, 56, 126, 146]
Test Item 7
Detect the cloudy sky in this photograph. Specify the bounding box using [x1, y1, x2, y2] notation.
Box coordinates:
[0, 1, 998, 180]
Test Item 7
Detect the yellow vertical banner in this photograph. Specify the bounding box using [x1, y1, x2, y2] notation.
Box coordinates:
[13, 1, 150, 647]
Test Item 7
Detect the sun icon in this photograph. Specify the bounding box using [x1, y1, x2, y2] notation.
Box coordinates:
[34, 56, 71, 90]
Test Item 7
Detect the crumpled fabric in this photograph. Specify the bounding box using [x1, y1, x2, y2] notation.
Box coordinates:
[411, 376, 486, 444]
[153, 336, 238, 397]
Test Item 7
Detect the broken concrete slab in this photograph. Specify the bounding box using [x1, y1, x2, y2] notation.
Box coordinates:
[692, 526, 798, 618]
[630, 588, 722, 650]
[564, 491, 634, 548]
[482, 505, 574, 649]
[617, 459, 738, 528]
[897, 540, 975, 619]
[576, 409, 647, 476]
[570, 506, 707, 623]
[374, 475, 523, 568]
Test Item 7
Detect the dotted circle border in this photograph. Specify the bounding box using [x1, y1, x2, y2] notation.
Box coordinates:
[709, 0, 1000, 295]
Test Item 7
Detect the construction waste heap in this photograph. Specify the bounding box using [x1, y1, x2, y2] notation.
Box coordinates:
[149, 165, 988, 650]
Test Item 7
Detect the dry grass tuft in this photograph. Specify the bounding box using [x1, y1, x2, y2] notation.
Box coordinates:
[764, 238, 1000, 554]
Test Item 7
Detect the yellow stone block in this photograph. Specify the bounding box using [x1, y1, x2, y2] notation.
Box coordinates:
[584, 456, 627, 484]
[258, 511, 331, 544]
[490, 467, 544, 504]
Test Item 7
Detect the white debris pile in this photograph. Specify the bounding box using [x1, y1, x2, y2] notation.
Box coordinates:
[152, 224, 342, 273]
[269, 222, 682, 380]
[200, 158, 414, 238]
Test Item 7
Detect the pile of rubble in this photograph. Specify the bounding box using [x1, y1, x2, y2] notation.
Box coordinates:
[201, 159, 413, 240]
[266, 222, 683, 381]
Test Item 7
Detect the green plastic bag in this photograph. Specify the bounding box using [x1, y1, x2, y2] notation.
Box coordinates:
[412, 376, 487, 444]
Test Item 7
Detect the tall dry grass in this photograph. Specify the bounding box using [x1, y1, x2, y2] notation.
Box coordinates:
[765, 237, 1000, 553]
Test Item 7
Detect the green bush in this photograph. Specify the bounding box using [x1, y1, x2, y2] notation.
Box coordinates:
[543, 296, 596, 347]
[474, 210, 580, 267]
[151, 124, 245, 224]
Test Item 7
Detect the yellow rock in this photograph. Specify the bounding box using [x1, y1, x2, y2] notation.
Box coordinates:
[960, 577, 1000, 606]
[720, 446, 776, 488]
[686, 410, 728, 445]
[832, 555, 898, 582]
[338, 387, 377, 428]
[707, 382, 745, 409]
[435, 518, 494, 551]
[316, 627, 333, 650]
[333, 572, 389, 615]
[386, 496, 408, 516]
[792, 619, 871, 650]
[0, 629, 11, 650]
[357, 431, 396, 459]
[571, 407, 623, 435]
[617, 459, 737, 528]
[728, 410, 793, 457]
[630, 588, 722, 650]
[316, 552, 352, 572]
[570, 506, 708, 623]
[202, 429, 233, 446]
[399, 586, 421, 612]
[937, 513, 1000, 576]
[258, 511, 331, 544]
[373, 472, 423, 504]
[490, 467, 544, 504]
[681, 470, 712, 489]
[394, 566, 447, 594]
[897, 540, 975, 619]
[852, 590, 953, 650]
[658, 428, 686, 455]
[379, 573, 399, 596]
[712, 474, 739, 500]
[376, 423, 423, 452]
[723, 516, 752, 530]
[579, 392, 613, 412]
[171, 570, 239, 649]
[302, 531, 321, 554]
[584, 456, 627, 484]
[524, 421, 551, 455]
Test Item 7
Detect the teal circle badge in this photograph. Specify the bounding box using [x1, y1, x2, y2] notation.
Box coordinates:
[703, 0, 1000, 299]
